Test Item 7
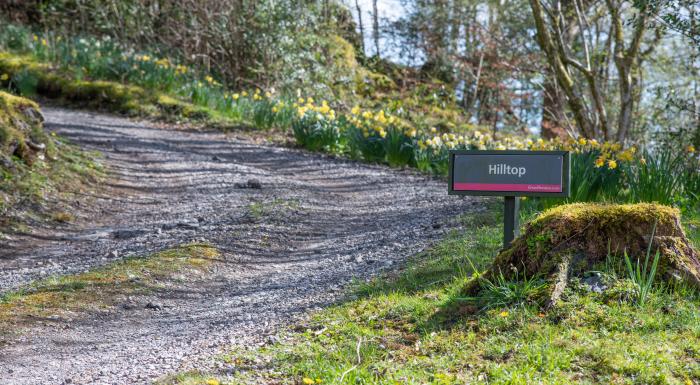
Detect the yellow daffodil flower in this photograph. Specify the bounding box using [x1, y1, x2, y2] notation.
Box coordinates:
[617, 149, 634, 162]
[375, 110, 387, 124]
[594, 156, 605, 168]
[317, 102, 330, 115]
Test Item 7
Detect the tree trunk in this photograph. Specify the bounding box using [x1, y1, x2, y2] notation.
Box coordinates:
[372, 0, 380, 58]
[355, 0, 365, 56]
[607, 0, 647, 141]
[528, 0, 595, 138]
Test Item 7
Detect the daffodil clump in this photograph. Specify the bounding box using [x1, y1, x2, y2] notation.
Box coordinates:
[292, 98, 343, 152]
[289, 99, 699, 208]
[3, 28, 220, 106]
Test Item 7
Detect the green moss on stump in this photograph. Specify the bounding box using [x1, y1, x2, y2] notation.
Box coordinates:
[464, 203, 700, 307]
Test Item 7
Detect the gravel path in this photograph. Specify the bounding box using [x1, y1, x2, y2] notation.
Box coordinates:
[0, 107, 480, 384]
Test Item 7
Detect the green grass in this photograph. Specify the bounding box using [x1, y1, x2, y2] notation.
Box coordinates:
[248, 198, 301, 220]
[161, 211, 700, 385]
[0, 244, 219, 343]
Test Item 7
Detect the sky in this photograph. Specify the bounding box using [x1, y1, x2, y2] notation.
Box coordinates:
[344, 0, 407, 60]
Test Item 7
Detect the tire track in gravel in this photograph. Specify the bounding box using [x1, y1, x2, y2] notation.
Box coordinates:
[0, 107, 482, 384]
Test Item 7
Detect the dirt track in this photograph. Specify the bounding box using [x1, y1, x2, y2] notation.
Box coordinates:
[0, 107, 479, 384]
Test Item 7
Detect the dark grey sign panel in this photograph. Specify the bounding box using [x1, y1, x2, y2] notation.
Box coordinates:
[448, 150, 570, 197]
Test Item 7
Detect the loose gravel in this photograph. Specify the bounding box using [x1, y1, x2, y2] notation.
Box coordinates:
[0, 107, 482, 384]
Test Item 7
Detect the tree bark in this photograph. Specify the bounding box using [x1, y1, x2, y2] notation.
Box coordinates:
[372, 0, 380, 58]
[607, 0, 647, 141]
[355, 0, 365, 56]
[529, 0, 596, 138]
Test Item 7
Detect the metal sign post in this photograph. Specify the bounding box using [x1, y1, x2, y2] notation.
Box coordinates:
[503, 195, 519, 247]
[448, 150, 571, 249]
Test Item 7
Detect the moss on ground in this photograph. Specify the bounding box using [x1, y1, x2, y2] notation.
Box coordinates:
[0, 244, 219, 343]
[0, 90, 102, 227]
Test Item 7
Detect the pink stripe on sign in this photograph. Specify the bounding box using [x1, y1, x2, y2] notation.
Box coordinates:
[454, 183, 562, 192]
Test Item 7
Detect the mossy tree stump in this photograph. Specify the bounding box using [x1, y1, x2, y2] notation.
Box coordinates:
[464, 203, 700, 308]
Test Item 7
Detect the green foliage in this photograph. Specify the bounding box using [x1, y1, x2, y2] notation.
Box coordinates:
[345, 124, 385, 163]
[623, 223, 662, 306]
[1, 1, 362, 92]
[473, 270, 549, 310]
[568, 150, 621, 203]
[382, 125, 414, 167]
[292, 111, 343, 153]
[625, 147, 686, 205]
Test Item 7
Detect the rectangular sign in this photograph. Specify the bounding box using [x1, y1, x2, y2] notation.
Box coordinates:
[448, 150, 570, 197]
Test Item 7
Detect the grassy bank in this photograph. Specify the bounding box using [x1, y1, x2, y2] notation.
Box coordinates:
[162, 209, 700, 385]
[0, 53, 224, 125]
[0, 90, 102, 228]
[0, 244, 219, 344]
